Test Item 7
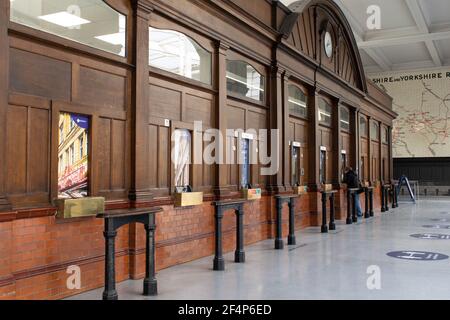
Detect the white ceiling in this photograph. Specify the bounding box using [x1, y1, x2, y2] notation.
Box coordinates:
[280, 0, 450, 75]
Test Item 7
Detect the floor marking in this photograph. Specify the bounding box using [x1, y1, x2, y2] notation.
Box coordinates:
[422, 225, 450, 229]
[410, 233, 450, 240]
[387, 251, 449, 261]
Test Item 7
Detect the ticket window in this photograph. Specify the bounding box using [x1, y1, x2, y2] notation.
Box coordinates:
[239, 138, 251, 189]
[58, 112, 90, 199]
[341, 151, 347, 183]
[319, 149, 327, 185]
[291, 145, 300, 186]
[173, 129, 192, 192]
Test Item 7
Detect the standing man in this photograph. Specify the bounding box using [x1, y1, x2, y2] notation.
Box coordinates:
[344, 167, 363, 217]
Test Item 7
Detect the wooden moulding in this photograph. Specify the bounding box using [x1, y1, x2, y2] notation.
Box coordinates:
[242, 188, 262, 200]
[54, 197, 105, 219]
[173, 192, 204, 207]
[293, 185, 308, 195]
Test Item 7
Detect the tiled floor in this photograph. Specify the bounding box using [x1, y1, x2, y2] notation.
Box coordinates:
[69, 199, 450, 300]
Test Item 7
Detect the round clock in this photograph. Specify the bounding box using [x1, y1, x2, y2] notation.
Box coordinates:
[324, 31, 333, 58]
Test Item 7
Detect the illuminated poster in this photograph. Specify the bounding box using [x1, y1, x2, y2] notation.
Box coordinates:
[58, 113, 89, 199]
[240, 139, 250, 188]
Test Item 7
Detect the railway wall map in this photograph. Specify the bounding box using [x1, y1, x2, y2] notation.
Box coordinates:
[371, 68, 450, 158]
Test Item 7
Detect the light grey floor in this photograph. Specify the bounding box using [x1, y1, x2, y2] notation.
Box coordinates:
[69, 200, 450, 300]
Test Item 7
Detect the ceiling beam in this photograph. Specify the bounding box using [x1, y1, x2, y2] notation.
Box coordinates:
[358, 28, 450, 49]
[405, 0, 442, 66]
[334, 0, 391, 71]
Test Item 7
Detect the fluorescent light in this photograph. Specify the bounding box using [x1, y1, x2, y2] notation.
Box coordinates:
[38, 12, 91, 28]
[95, 33, 125, 46]
[288, 98, 307, 108]
[226, 72, 264, 92]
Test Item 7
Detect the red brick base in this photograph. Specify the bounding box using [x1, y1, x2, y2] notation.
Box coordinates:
[0, 188, 382, 300]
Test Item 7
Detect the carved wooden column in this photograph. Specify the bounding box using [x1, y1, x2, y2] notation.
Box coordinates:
[351, 107, 359, 176]
[282, 72, 292, 192]
[378, 121, 383, 184]
[388, 126, 394, 181]
[332, 101, 342, 189]
[129, 0, 153, 204]
[367, 115, 372, 185]
[267, 64, 285, 193]
[213, 41, 230, 197]
[0, 0, 11, 211]
[308, 90, 321, 192]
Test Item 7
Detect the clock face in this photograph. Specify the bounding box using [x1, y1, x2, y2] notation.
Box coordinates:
[324, 32, 333, 58]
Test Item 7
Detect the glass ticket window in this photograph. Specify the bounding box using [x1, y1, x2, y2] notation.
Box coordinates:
[341, 152, 347, 183]
[239, 138, 251, 188]
[292, 145, 300, 186]
[10, 0, 127, 57]
[58, 113, 90, 199]
[173, 129, 192, 191]
[319, 149, 327, 184]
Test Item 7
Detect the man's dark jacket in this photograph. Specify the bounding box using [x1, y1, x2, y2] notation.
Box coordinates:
[344, 170, 359, 189]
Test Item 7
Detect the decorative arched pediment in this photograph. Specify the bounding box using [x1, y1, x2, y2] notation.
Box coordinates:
[280, 0, 367, 93]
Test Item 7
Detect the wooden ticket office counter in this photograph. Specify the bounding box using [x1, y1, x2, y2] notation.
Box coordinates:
[0, 0, 396, 299]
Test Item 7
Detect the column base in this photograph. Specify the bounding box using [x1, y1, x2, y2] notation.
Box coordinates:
[102, 291, 118, 301]
[364, 212, 370, 219]
[321, 226, 328, 233]
[352, 216, 358, 223]
[329, 222, 336, 231]
[274, 239, 284, 250]
[346, 218, 353, 225]
[213, 257, 225, 271]
[143, 278, 158, 296]
[287, 235, 296, 246]
[370, 211, 374, 217]
[234, 250, 245, 263]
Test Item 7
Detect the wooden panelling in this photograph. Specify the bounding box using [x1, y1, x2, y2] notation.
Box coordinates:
[393, 158, 450, 185]
[149, 84, 182, 121]
[184, 94, 213, 126]
[96, 117, 127, 197]
[9, 48, 71, 101]
[77, 67, 126, 110]
[284, 3, 364, 91]
[97, 118, 112, 193]
[5, 102, 50, 204]
[226, 105, 246, 130]
[28, 108, 50, 193]
[5, 106, 28, 195]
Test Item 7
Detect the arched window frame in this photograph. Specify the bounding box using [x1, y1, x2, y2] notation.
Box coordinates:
[9, 0, 130, 59]
[148, 26, 213, 86]
[225, 51, 267, 105]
